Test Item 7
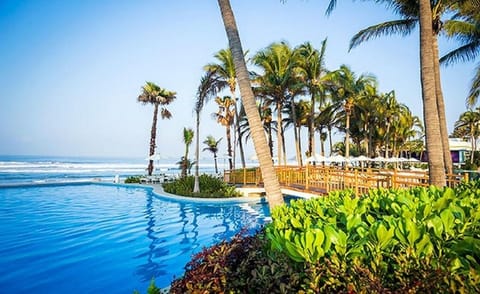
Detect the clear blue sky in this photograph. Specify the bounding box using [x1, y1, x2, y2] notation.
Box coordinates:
[0, 0, 475, 159]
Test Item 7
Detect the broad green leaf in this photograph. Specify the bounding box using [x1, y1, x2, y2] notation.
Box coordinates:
[440, 209, 455, 235]
[290, 217, 303, 229]
[426, 215, 443, 238]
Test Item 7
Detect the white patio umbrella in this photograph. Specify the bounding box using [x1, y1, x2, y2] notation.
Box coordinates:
[329, 155, 347, 163]
[307, 154, 328, 163]
[354, 155, 372, 162]
[372, 156, 387, 162]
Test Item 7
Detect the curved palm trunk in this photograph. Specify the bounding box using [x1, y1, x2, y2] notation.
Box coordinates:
[419, 0, 446, 186]
[147, 103, 159, 176]
[218, 0, 283, 208]
[433, 36, 453, 174]
[193, 111, 200, 193]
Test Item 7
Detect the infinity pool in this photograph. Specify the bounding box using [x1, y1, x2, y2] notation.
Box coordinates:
[0, 183, 269, 293]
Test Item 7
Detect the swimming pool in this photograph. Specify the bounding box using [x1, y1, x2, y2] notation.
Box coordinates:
[0, 183, 269, 293]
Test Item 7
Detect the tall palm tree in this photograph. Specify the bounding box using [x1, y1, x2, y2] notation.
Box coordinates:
[347, 0, 451, 181]
[217, 0, 284, 208]
[181, 127, 194, 178]
[253, 41, 303, 165]
[137, 82, 176, 176]
[297, 40, 328, 157]
[213, 96, 235, 170]
[203, 135, 223, 174]
[204, 48, 247, 169]
[193, 72, 224, 193]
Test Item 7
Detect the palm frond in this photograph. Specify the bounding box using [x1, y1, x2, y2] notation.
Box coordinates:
[467, 64, 480, 107]
[350, 19, 417, 50]
[440, 41, 480, 65]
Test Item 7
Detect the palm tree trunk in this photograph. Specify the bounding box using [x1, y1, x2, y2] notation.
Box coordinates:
[217, 0, 283, 208]
[267, 123, 274, 157]
[276, 101, 285, 165]
[308, 93, 315, 156]
[433, 35, 453, 174]
[297, 125, 303, 166]
[233, 98, 246, 168]
[226, 126, 233, 170]
[214, 152, 219, 174]
[148, 103, 159, 176]
[419, 0, 446, 186]
[193, 111, 200, 193]
[328, 127, 333, 156]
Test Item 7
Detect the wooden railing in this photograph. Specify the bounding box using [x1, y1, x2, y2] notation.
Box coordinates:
[224, 165, 468, 196]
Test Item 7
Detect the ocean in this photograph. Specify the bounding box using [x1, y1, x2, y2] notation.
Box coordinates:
[0, 155, 223, 185]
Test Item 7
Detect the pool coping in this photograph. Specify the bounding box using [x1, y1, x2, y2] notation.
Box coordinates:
[0, 180, 320, 202]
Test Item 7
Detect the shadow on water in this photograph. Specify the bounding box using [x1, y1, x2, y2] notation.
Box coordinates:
[135, 192, 169, 282]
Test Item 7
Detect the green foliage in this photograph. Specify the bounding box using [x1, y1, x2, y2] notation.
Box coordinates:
[125, 176, 142, 183]
[133, 279, 165, 294]
[162, 174, 242, 198]
[265, 183, 480, 292]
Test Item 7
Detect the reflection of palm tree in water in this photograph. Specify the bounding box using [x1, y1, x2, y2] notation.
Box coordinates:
[209, 204, 262, 243]
[135, 192, 169, 282]
[179, 202, 200, 253]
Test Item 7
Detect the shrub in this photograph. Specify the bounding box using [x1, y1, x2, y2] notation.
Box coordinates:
[125, 176, 142, 183]
[265, 184, 480, 292]
[169, 182, 480, 293]
[162, 174, 242, 198]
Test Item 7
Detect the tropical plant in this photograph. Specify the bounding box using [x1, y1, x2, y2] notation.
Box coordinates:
[345, 0, 452, 180]
[194, 72, 223, 192]
[453, 108, 480, 163]
[181, 127, 194, 177]
[441, 4, 479, 107]
[296, 40, 329, 157]
[324, 65, 377, 158]
[163, 174, 241, 198]
[213, 96, 235, 170]
[203, 135, 222, 174]
[137, 82, 176, 176]
[204, 48, 247, 168]
[253, 41, 303, 165]
[217, 0, 284, 209]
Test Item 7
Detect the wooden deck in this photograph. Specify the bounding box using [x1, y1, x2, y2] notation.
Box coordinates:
[224, 165, 468, 196]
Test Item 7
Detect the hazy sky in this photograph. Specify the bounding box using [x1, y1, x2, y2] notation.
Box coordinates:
[0, 0, 475, 160]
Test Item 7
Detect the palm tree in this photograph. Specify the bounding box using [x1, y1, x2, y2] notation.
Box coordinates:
[325, 65, 377, 158]
[181, 127, 194, 178]
[253, 41, 303, 165]
[296, 40, 328, 157]
[283, 99, 310, 166]
[203, 135, 223, 174]
[217, 0, 284, 208]
[454, 109, 480, 163]
[204, 48, 247, 169]
[193, 72, 224, 193]
[346, 0, 450, 182]
[137, 82, 176, 176]
[213, 96, 235, 170]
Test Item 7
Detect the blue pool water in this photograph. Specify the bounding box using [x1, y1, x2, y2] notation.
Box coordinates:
[0, 183, 269, 293]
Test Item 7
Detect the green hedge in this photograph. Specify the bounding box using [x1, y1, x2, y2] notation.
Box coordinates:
[162, 174, 242, 198]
